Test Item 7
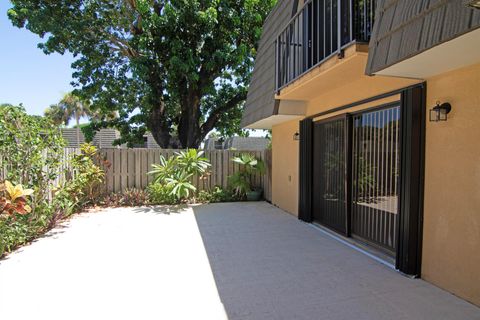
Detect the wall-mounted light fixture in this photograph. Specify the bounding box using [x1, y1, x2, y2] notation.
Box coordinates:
[466, 0, 480, 9]
[429, 101, 452, 122]
[293, 132, 300, 140]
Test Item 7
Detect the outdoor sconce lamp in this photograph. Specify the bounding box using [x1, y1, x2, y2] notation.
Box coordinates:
[429, 101, 452, 122]
[293, 132, 300, 140]
[466, 0, 480, 9]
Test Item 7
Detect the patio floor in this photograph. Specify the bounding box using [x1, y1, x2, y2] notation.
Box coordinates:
[0, 202, 478, 320]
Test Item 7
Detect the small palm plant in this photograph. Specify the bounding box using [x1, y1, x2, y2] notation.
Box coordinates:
[148, 149, 211, 201]
[229, 153, 266, 200]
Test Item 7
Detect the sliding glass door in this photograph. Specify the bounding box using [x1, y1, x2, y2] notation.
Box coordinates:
[351, 105, 401, 255]
[312, 116, 347, 234]
[312, 104, 401, 256]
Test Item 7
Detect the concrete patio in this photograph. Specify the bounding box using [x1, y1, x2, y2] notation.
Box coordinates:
[0, 202, 478, 320]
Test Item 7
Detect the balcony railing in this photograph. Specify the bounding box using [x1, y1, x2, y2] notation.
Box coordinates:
[275, 0, 376, 91]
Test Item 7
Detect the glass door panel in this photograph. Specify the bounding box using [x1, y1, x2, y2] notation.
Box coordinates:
[351, 105, 401, 255]
[312, 117, 347, 234]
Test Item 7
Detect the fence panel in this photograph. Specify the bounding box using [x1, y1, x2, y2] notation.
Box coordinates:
[97, 148, 272, 200]
[1, 148, 273, 202]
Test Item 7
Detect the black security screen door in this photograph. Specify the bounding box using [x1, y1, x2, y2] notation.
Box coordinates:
[312, 116, 347, 234]
[299, 84, 425, 275]
[311, 105, 401, 255]
[351, 105, 401, 255]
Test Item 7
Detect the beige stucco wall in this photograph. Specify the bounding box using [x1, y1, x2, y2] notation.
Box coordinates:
[271, 53, 420, 216]
[270, 51, 480, 306]
[272, 120, 300, 216]
[422, 62, 480, 306]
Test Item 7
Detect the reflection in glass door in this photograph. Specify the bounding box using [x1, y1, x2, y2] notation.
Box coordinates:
[312, 117, 346, 234]
[351, 105, 401, 255]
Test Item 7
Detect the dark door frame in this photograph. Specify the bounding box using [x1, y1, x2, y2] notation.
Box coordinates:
[312, 114, 350, 235]
[299, 83, 426, 276]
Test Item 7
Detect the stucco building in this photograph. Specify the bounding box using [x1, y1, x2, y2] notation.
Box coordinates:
[242, 0, 480, 306]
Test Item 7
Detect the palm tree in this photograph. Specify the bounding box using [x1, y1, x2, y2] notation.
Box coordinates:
[44, 93, 92, 146]
[45, 93, 119, 146]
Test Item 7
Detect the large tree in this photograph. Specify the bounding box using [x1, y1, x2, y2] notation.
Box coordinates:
[8, 0, 275, 148]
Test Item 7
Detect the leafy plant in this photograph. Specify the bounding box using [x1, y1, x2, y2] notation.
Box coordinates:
[146, 184, 176, 205]
[0, 108, 108, 259]
[101, 188, 150, 207]
[165, 171, 197, 200]
[0, 104, 65, 206]
[149, 156, 177, 185]
[0, 181, 34, 216]
[50, 143, 105, 216]
[228, 154, 266, 198]
[148, 149, 211, 201]
[197, 186, 236, 203]
[175, 149, 211, 177]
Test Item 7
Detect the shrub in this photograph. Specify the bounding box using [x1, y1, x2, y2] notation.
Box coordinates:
[0, 105, 67, 258]
[228, 153, 266, 198]
[147, 183, 177, 205]
[100, 188, 150, 207]
[0, 107, 106, 258]
[50, 143, 105, 216]
[197, 186, 236, 203]
[0, 104, 65, 204]
[148, 149, 211, 202]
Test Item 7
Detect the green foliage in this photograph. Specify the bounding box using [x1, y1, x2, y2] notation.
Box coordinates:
[231, 153, 266, 175]
[0, 104, 65, 203]
[0, 107, 106, 258]
[8, 0, 277, 148]
[197, 186, 236, 203]
[148, 149, 211, 201]
[165, 171, 197, 200]
[228, 153, 266, 198]
[149, 156, 177, 185]
[54, 143, 105, 211]
[0, 215, 31, 256]
[175, 149, 211, 176]
[146, 183, 177, 205]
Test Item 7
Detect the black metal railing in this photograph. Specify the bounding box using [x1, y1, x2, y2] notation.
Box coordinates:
[275, 0, 376, 90]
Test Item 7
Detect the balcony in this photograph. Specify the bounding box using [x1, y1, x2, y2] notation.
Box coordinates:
[275, 0, 376, 91]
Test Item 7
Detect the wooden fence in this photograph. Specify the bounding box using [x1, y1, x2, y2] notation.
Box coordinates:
[1, 148, 80, 201]
[1, 148, 272, 202]
[99, 149, 272, 201]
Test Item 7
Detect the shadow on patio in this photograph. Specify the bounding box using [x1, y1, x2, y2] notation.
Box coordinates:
[192, 202, 480, 320]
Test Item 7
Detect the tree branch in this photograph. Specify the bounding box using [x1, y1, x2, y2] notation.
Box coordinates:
[200, 91, 247, 136]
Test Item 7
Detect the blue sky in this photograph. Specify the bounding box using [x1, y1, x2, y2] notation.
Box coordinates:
[0, 1, 75, 116]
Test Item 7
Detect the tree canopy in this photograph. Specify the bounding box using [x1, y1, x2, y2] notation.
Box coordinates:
[8, 0, 276, 148]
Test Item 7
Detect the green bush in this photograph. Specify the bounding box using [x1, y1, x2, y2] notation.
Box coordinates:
[0, 104, 65, 204]
[147, 183, 177, 205]
[0, 105, 105, 258]
[50, 143, 105, 218]
[228, 153, 266, 198]
[0, 105, 67, 257]
[148, 149, 211, 202]
[197, 186, 236, 203]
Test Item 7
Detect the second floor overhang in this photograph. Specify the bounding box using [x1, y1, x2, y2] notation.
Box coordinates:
[242, 0, 377, 129]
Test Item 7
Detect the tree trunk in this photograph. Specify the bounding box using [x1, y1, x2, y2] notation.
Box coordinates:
[178, 93, 204, 148]
[147, 103, 173, 148]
